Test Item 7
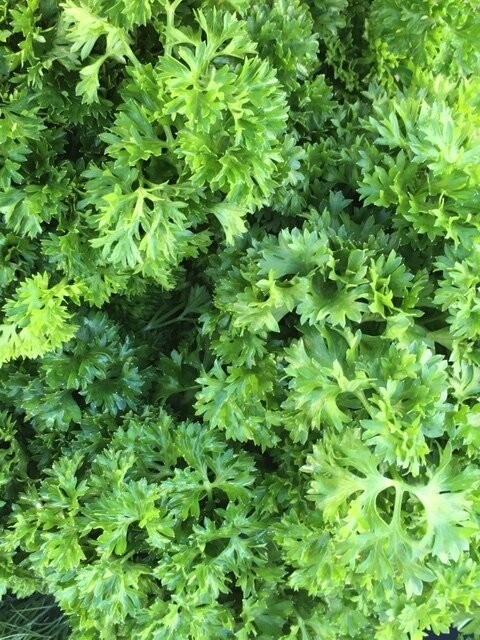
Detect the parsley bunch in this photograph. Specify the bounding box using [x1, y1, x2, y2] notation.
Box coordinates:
[0, 1, 479, 639]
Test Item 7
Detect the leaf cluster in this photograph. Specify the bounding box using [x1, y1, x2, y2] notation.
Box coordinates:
[1, 1, 480, 639]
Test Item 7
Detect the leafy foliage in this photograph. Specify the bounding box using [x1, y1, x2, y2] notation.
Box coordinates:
[0, 1, 479, 639]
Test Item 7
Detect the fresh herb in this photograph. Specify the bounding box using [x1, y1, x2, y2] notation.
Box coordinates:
[1, 1, 479, 638]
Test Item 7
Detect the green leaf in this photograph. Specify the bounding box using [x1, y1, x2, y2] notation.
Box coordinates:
[0, 274, 82, 364]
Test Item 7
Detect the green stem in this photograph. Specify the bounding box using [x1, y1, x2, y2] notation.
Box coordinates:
[164, 0, 182, 57]
[420, 312, 447, 325]
[144, 301, 186, 330]
[176, 384, 201, 393]
[162, 124, 174, 145]
[126, 49, 141, 67]
[390, 485, 404, 528]
[355, 389, 371, 414]
[425, 328, 455, 349]
[144, 314, 198, 331]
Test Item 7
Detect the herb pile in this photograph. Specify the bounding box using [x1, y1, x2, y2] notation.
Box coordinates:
[1, 1, 480, 638]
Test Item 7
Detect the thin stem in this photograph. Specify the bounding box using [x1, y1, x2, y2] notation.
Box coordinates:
[164, 0, 182, 57]
[144, 301, 186, 330]
[162, 124, 175, 145]
[355, 389, 371, 414]
[420, 312, 447, 325]
[175, 384, 201, 393]
[425, 328, 455, 349]
[391, 485, 404, 527]
[151, 315, 197, 330]
[126, 49, 141, 67]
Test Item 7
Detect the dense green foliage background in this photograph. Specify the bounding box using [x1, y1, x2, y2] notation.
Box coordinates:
[0, 0, 480, 638]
